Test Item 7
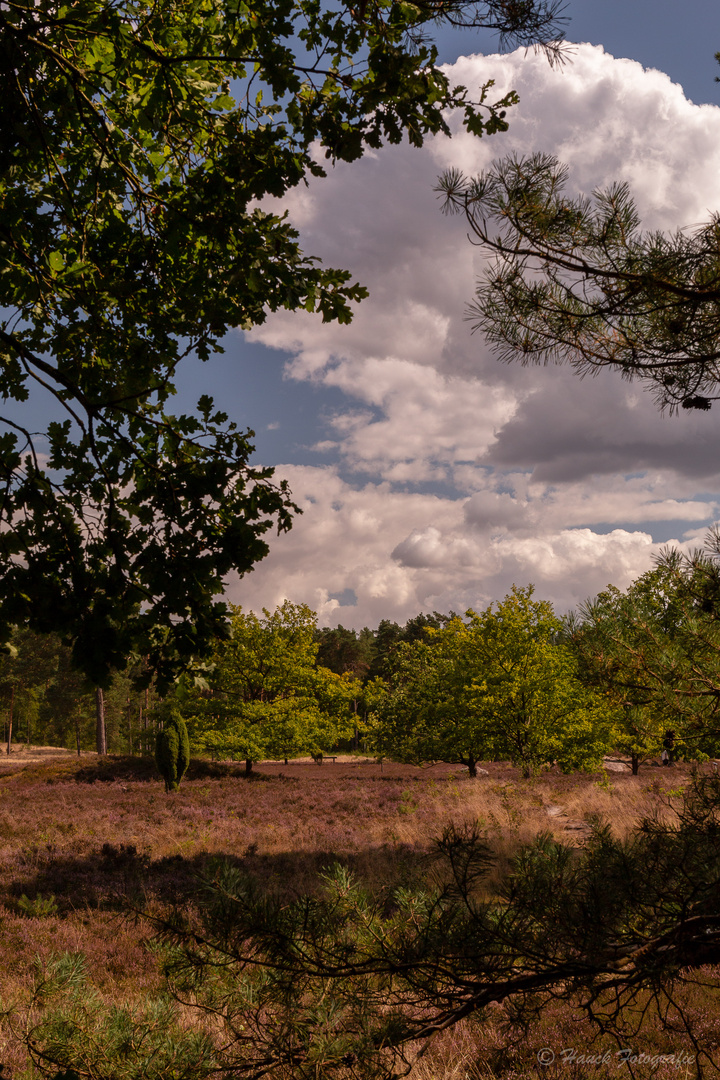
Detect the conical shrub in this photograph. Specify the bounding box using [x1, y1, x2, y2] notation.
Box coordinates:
[155, 706, 190, 793]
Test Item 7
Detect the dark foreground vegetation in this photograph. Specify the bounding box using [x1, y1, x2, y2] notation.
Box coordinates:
[1, 753, 719, 1079]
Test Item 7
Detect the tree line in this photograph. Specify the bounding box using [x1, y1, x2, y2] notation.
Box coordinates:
[0, 631, 158, 757]
[0, 603, 461, 766]
[10, 530, 720, 781]
[3, 0, 718, 782]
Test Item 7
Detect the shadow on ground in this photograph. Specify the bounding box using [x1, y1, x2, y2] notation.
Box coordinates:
[0, 754, 253, 784]
[4, 839, 434, 914]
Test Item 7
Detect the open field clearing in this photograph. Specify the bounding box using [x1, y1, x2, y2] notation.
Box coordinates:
[0, 754, 717, 1078]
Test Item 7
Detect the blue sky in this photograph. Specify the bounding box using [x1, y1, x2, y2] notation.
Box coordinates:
[438, 0, 720, 105]
[145, 4, 720, 625]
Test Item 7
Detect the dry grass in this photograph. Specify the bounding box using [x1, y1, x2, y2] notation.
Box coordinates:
[410, 991, 720, 1080]
[0, 752, 712, 1077]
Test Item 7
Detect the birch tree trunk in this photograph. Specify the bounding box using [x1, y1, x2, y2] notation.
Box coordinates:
[96, 687, 107, 756]
[6, 684, 13, 756]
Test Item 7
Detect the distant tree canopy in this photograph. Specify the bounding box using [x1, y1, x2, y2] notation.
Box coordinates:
[438, 147, 720, 412]
[366, 612, 457, 681]
[12, 545, 720, 774]
[0, 627, 156, 755]
[183, 602, 360, 772]
[313, 625, 376, 679]
[0, 608, 476, 759]
[569, 531, 720, 769]
[374, 585, 615, 776]
[0, 0, 566, 689]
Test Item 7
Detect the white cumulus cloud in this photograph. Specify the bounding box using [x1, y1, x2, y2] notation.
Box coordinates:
[230, 44, 720, 625]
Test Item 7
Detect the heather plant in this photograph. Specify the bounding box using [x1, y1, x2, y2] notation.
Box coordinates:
[20, 773, 720, 1080]
[158, 783, 720, 1077]
[0, 757, 705, 1078]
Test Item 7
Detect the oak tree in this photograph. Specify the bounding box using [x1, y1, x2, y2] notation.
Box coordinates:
[375, 585, 614, 777]
[185, 601, 355, 772]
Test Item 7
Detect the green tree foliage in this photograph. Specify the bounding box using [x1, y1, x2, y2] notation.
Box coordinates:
[313, 625, 380, 748]
[0, 0, 566, 688]
[19, 953, 215, 1080]
[367, 611, 454, 680]
[41, 649, 96, 755]
[437, 150, 720, 412]
[0, 627, 157, 753]
[570, 532, 720, 768]
[313, 615, 455, 744]
[23, 776, 720, 1080]
[0, 627, 61, 752]
[154, 704, 190, 792]
[313, 625, 376, 678]
[375, 586, 614, 776]
[570, 565, 685, 773]
[186, 602, 356, 771]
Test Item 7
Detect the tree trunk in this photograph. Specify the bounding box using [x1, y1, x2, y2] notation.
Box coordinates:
[245, 758, 253, 776]
[6, 684, 13, 756]
[467, 755, 477, 778]
[75, 712, 81, 756]
[96, 687, 107, 755]
[631, 753, 640, 775]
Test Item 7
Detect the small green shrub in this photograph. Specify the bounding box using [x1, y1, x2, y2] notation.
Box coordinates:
[18, 892, 58, 918]
[155, 706, 190, 793]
